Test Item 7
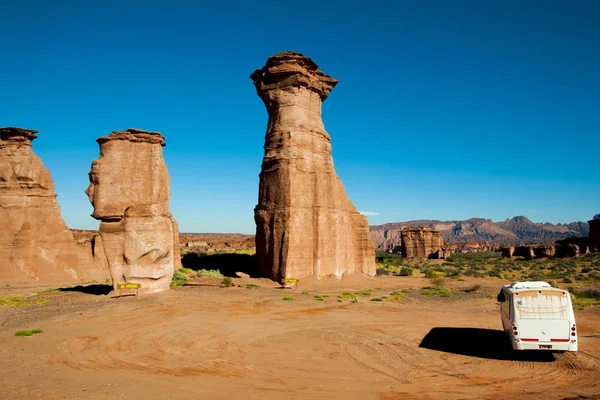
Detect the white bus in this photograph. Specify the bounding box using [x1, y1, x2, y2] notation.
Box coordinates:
[497, 281, 577, 352]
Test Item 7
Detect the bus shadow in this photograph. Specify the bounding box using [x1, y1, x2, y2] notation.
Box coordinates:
[419, 327, 556, 362]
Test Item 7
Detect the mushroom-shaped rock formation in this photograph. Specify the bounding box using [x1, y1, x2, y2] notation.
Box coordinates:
[86, 128, 180, 292]
[0, 127, 107, 282]
[250, 52, 376, 281]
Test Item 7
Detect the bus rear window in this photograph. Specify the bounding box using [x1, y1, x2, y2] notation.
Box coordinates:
[513, 291, 570, 320]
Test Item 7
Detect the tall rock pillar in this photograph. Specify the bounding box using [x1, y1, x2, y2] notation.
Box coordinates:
[250, 52, 376, 281]
[0, 127, 83, 281]
[85, 129, 180, 292]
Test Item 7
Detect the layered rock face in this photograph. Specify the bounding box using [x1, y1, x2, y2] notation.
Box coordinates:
[86, 129, 180, 292]
[251, 52, 376, 281]
[400, 228, 446, 259]
[0, 127, 107, 282]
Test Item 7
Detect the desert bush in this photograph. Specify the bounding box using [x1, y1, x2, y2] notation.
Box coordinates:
[398, 267, 413, 276]
[355, 291, 372, 296]
[376, 267, 390, 276]
[370, 298, 383, 302]
[14, 329, 43, 337]
[487, 269, 502, 278]
[314, 295, 325, 301]
[420, 288, 451, 297]
[245, 284, 261, 289]
[582, 267, 592, 273]
[338, 292, 358, 302]
[195, 269, 224, 278]
[425, 270, 443, 279]
[462, 284, 481, 293]
[387, 295, 404, 302]
[430, 277, 445, 288]
[282, 296, 295, 301]
[464, 268, 483, 278]
[171, 269, 188, 286]
[220, 277, 233, 287]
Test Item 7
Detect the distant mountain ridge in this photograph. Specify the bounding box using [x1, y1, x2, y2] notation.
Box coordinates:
[370, 216, 589, 251]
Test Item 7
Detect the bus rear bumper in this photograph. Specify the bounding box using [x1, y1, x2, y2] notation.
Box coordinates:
[512, 339, 577, 352]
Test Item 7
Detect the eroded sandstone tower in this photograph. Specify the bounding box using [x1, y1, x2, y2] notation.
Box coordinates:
[251, 52, 376, 281]
[86, 128, 180, 292]
[0, 127, 104, 281]
[400, 227, 446, 259]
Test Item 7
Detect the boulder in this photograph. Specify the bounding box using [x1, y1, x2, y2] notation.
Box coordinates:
[86, 128, 180, 292]
[250, 52, 376, 281]
[400, 228, 446, 259]
[0, 127, 108, 282]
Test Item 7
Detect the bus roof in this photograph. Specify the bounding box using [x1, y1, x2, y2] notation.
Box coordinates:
[503, 281, 553, 293]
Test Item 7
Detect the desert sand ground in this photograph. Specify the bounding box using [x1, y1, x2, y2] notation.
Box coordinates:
[1, 276, 599, 400]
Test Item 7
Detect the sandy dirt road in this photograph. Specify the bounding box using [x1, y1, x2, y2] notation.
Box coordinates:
[0, 277, 599, 399]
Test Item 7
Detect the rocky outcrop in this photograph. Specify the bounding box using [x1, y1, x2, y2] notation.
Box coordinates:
[501, 247, 515, 258]
[400, 228, 446, 259]
[555, 243, 578, 258]
[444, 241, 499, 254]
[502, 244, 555, 259]
[86, 128, 180, 292]
[532, 244, 555, 258]
[251, 52, 375, 281]
[0, 127, 107, 282]
[589, 215, 600, 252]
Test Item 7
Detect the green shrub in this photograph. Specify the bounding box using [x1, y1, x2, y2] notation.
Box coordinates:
[301, 291, 309, 295]
[338, 292, 358, 302]
[421, 288, 451, 297]
[171, 269, 188, 286]
[487, 269, 502, 278]
[398, 267, 413, 276]
[14, 329, 43, 337]
[387, 295, 404, 302]
[195, 269, 224, 278]
[430, 277, 445, 288]
[245, 284, 261, 289]
[355, 291, 371, 296]
[370, 298, 383, 302]
[282, 296, 295, 301]
[425, 270, 443, 279]
[314, 295, 325, 301]
[463, 285, 481, 293]
[220, 277, 233, 287]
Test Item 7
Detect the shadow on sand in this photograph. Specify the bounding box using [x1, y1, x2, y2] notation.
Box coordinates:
[181, 252, 257, 277]
[59, 284, 113, 296]
[419, 327, 556, 362]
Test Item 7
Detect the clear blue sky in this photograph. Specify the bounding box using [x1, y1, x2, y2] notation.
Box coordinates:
[2, 0, 599, 233]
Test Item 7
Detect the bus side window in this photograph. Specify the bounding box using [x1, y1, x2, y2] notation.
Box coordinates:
[500, 291, 510, 317]
[497, 290, 505, 303]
